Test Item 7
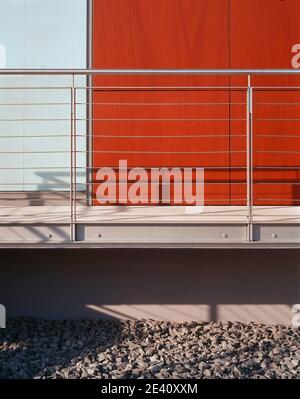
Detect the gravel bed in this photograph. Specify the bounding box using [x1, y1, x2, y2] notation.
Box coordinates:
[0, 318, 300, 379]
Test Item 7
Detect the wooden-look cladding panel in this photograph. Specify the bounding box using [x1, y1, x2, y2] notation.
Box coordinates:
[93, 0, 232, 205]
[93, 0, 300, 205]
[93, 0, 229, 69]
[230, 0, 300, 205]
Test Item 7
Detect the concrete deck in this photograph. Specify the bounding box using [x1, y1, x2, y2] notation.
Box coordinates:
[0, 206, 300, 246]
[1, 205, 300, 224]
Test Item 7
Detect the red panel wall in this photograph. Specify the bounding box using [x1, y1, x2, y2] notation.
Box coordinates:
[92, 0, 300, 206]
[230, 0, 300, 205]
[92, 0, 232, 205]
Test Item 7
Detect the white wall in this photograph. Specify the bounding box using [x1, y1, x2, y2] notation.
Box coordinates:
[1, 249, 299, 324]
[0, 0, 87, 191]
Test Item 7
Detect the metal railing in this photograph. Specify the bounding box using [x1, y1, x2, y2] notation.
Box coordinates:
[0, 69, 300, 245]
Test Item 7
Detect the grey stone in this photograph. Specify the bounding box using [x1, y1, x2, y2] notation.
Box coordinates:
[1, 318, 300, 379]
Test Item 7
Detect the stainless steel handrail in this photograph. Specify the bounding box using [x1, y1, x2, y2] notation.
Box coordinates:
[0, 68, 300, 75]
[0, 69, 300, 244]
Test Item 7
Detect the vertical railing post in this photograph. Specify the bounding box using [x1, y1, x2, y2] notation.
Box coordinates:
[74, 86, 77, 232]
[246, 75, 253, 241]
[87, 1, 93, 206]
[70, 78, 76, 241]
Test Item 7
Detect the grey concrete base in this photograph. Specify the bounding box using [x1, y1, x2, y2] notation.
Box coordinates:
[1, 249, 300, 325]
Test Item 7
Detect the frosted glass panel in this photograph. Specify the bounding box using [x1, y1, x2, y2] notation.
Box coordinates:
[0, 0, 87, 191]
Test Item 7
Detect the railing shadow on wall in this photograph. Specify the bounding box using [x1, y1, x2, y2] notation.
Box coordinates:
[1, 248, 300, 324]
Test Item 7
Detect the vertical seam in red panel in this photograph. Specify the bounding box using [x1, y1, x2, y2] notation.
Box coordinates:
[228, 0, 232, 205]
